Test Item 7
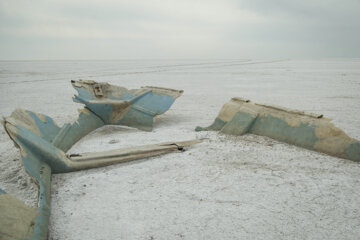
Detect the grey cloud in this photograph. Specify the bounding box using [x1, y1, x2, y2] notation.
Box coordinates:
[0, 0, 359, 59]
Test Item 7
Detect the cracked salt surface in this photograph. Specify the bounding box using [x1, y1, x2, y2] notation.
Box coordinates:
[0, 59, 359, 239]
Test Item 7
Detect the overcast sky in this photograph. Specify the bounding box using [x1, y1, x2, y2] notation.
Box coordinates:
[0, 0, 359, 60]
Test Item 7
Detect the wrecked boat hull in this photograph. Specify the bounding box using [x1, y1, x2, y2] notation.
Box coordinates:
[1, 80, 199, 240]
[72, 80, 184, 131]
[196, 97, 360, 162]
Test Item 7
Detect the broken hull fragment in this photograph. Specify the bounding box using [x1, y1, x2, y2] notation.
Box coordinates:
[1, 80, 194, 240]
[72, 80, 184, 131]
[196, 97, 360, 162]
[0, 138, 200, 240]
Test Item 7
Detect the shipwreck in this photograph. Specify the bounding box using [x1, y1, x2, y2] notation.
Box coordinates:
[0, 80, 201, 240]
[196, 97, 359, 162]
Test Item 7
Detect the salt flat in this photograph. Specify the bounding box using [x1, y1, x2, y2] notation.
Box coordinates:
[0, 59, 359, 239]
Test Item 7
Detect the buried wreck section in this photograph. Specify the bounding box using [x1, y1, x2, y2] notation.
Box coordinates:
[196, 97, 360, 162]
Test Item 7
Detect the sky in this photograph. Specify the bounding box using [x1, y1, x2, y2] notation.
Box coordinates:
[0, 0, 359, 60]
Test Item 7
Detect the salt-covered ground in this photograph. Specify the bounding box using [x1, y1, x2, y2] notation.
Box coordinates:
[0, 59, 359, 239]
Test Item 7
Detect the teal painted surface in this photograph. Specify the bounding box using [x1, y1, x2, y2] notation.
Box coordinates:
[14, 125, 70, 173]
[344, 142, 360, 162]
[25, 111, 61, 142]
[85, 102, 113, 123]
[251, 115, 318, 150]
[198, 114, 318, 150]
[198, 108, 360, 162]
[73, 88, 95, 102]
[0, 189, 5, 194]
[197, 114, 319, 150]
[52, 111, 104, 152]
[131, 92, 176, 115]
[195, 118, 226, 132]
[118, 107, 154, 131]
[26, 156, 51, 240]
[221, 111, 257, 135]
[73, 85, 177, 130]
[12, 139, 52, 240]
